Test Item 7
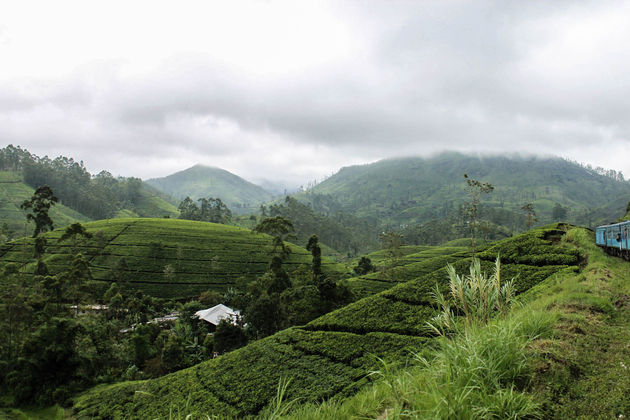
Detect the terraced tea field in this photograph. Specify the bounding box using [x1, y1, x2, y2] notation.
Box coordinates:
[0, 218, 346, 299]
[348, 244, 469, 297]
[74, 224, 581, 418]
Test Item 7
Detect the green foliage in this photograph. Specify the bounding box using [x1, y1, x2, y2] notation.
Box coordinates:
[254, 216, 296, 259]
[178, 196, 233, 224]
[10, 317, 82, 405]
[71, 224, 580, 418]
[0, 218, 346, 299]
[379, 231, 404, 260]
[521, 202, 538, 229]
[429, 258, 516, 334]
[352, 256, 375, 275]
[146, 164, 274, 215]
[213, 319, 248, 354]
[264, 196, 380, 256]
[20, 150, 177, 220]
[306, 234, 322, 279]
[20, 185, 58, 237]
[59, 222, 92, 247]
[303, 153, 630, 233]
[552, 202, 568, 221]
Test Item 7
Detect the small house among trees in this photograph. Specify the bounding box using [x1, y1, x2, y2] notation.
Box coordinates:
[194, 304, 241, 331]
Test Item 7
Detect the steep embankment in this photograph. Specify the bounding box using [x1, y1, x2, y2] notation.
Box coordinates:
[73, 224, 580, 418]
[146, 164, 274, 213]
[0, 218, 345, 299]
[271, 227, 630, 419]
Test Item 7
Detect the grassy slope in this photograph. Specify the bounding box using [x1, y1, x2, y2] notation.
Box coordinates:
[146, 165, 274, 213]
[0, 171, 89, 234]
[73, 224, 580, 418]
[347, 245, 469, 298]
[282, 227, 630, 419]
[0, 218, 345, 299]
[0, 171, 179, 234]
[306, 153, 630, 226]
[130, 187, 179, 218]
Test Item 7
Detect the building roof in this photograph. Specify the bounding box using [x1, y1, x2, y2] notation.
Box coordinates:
[195, 304, 240, 326]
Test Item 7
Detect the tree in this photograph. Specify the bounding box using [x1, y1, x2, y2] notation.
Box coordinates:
[253, 216, 295, 259]
[552, 203, 568, 221]
[20, 185, 58, 237]
[306, 235, 322, 280]
[521, 203, 538, 230]
[353, 256, 375, 275]
[463, 174, 494, 255]
[379, 231, 404, 261]
[267, 257, 292, 294]
[62, 253, 92, 315]
[178, 197, 200, 220]
[10, 317, 81, 404]
[59, 222, 93, 252]
[213, 319, 247, 354]
[0, 222, 15, 244]
[198, 197, 232, 224]
[244, 293, 285, 338]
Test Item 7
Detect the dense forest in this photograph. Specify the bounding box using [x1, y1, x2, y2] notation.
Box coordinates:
[0, 145, 173, 220]
[261, 196, 381, 255]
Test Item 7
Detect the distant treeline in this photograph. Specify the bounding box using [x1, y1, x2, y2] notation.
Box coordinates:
[262, 196, 380, 255]
[0, 144, 148, 220]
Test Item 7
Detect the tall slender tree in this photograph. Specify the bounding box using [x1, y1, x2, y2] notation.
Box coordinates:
[20, 185, 58, 237]
[521, 203, 538, 230]
[463, 174, 494, 255]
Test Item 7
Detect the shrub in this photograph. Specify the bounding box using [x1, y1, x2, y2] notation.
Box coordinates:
[429, 257, 515, 334]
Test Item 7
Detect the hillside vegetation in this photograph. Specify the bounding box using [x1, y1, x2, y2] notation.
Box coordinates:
[0, 145, 178, 231]
[73, 224, 580, 418]
[278, 228, 630, 419]
[146, 164, 274, 214]
[304, 153, 630, 231]
[0, 218, 345, 299]
[0, 171, 89, 234]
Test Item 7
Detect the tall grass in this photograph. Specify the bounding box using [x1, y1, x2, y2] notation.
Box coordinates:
[429, 257, 516, 335]
[278, 259, 551, 419]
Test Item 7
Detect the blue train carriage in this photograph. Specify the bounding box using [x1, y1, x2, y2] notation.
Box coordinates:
[596, 220, 630, 259]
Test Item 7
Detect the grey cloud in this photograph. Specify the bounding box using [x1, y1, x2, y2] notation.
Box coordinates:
[2, 0, 630, 184]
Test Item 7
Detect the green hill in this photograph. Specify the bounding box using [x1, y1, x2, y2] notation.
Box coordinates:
[146, 165, 274, 214]
[304, 153, 630, 229]
[73, 224, 580, 418]
[0, 171, 178, 237]
[0, 218, 345, 299]
[0, 171, 89, 235]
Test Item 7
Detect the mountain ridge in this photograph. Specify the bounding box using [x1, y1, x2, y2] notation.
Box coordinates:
[146, 164, 274, 213]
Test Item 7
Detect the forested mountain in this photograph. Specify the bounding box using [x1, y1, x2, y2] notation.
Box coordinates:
[302, 153, 630, 232]
[146, 164, 274, 213]
[0, 145, 178, 229]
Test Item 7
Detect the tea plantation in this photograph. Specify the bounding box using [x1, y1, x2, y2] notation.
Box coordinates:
[73, 223, 580, 418]
[0, 218, 346, 299]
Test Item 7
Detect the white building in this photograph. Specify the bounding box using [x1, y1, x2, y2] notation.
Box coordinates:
[194, 304, 241, 331]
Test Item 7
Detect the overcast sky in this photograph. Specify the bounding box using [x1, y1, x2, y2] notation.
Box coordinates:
[1, 0, 630, 188]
